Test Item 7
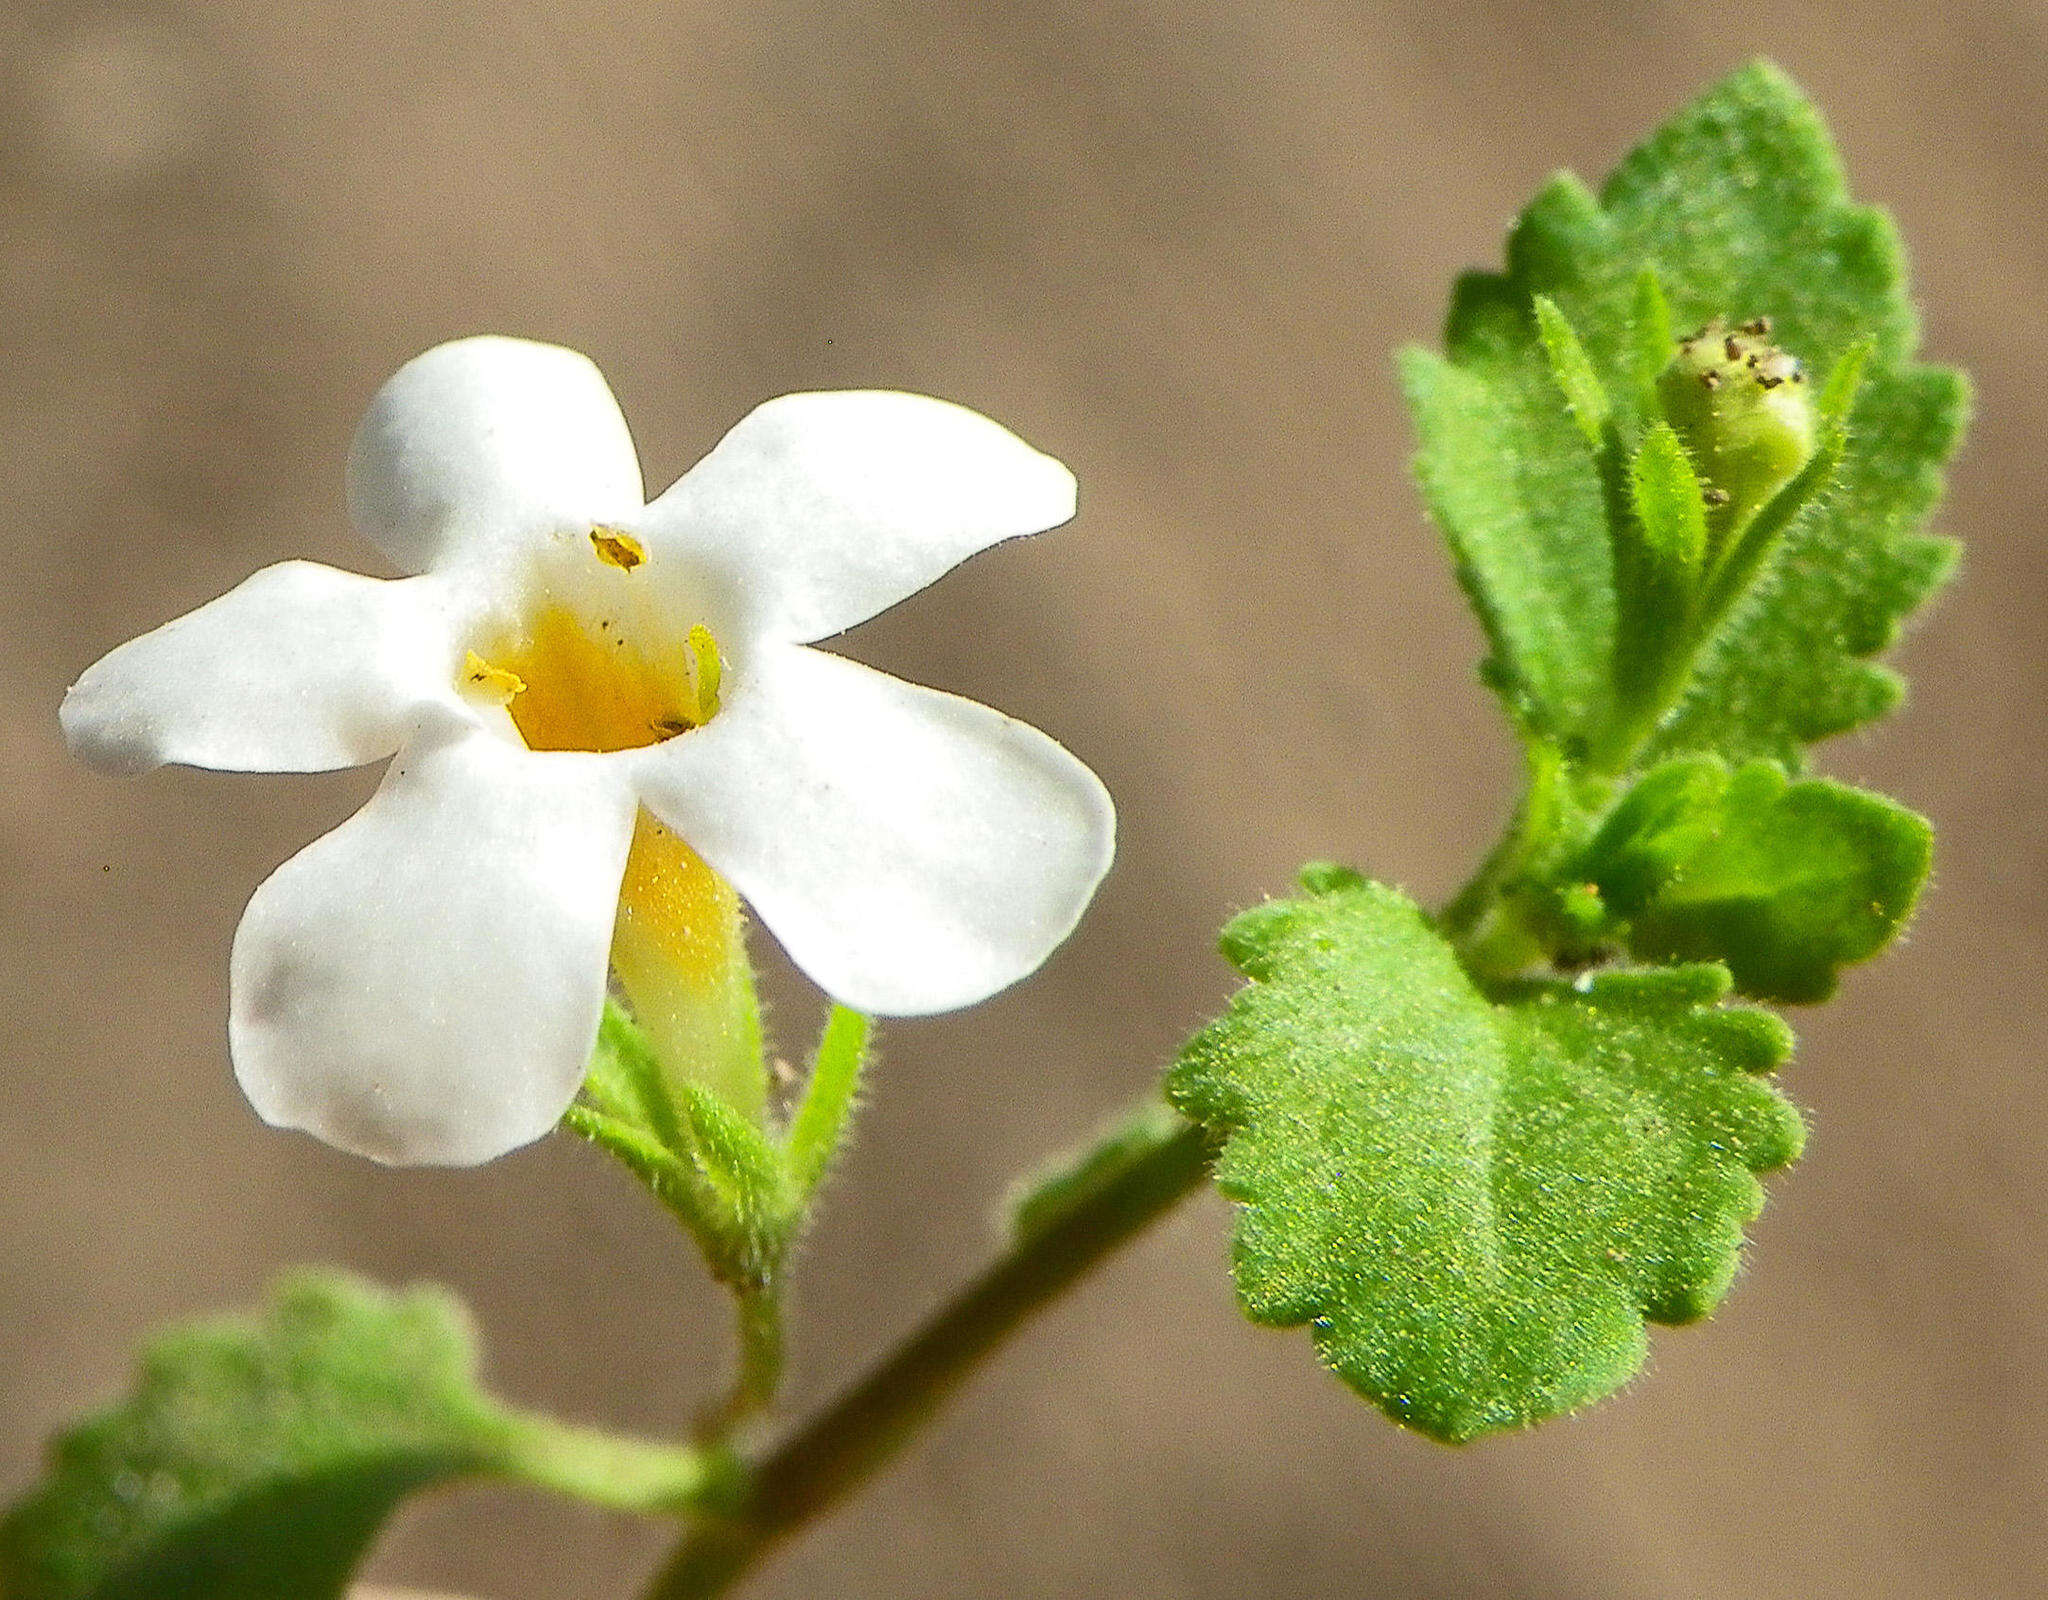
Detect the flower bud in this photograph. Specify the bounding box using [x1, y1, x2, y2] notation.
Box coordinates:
[1655, 317, 1816, 539]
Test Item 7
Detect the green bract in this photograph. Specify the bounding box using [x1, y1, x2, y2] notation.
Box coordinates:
[0, 1274, 705, 1600]
[1173, 63, 1960, 1441]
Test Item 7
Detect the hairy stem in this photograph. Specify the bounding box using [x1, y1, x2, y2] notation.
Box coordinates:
[1438, 738, 1575, 960]
[636, 745, 1585, 1592]
[641, 1113, 1216, 1599]
[697, 1286, 786, 1442]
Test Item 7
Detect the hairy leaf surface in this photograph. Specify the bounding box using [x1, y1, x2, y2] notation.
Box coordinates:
[0, 1274, 701, 1600]
[1404, 61, 1964, 766]
[1168, 870, 1803, 1442]
[1583, 757, 1931, 1002]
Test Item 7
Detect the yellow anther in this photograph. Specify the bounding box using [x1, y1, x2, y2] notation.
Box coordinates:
[461, 650, 526, 708]
[590, 526, 648, 570]
[686, 623, 723, 722]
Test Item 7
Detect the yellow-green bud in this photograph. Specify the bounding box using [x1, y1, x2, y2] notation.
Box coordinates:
[1655, 317, 1816, 539]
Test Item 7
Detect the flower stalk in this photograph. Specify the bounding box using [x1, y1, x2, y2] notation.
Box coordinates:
[642, 1108, 1216, 1600]
[696, 1286, 787, 1442]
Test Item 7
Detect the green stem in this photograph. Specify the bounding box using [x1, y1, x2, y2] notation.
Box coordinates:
[1438, 739, 1568, 943]
[735, 1287, 785, 1413]
[697, 1286, 787, 1442]
[491, 1411, 713, 1517]
[640, 1112, 1216, 1599]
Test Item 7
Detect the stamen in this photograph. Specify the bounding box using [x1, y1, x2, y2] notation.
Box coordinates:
[590, 526, 648, 571]
[461, 650, 526, 708]
[467, 605, 725, 754]
[686, 624, 723, 722]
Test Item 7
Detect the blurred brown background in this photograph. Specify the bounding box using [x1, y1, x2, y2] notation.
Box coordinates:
[2, 1, 2042, 1596]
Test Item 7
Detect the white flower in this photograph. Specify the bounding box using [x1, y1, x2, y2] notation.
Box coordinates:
[63, 336, 1114, 1167]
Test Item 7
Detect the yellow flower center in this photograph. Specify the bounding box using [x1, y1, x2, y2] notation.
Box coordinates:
[455, 526, 763, 1114]
[471, 602, 725, 752]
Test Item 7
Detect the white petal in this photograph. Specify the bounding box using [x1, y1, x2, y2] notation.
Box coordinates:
[639, 391, 1076, 643]
[630, 644, 1113, 1015]
[230, 731, 636, 1166]
[60, 562, 457, 775]
[347, 336, 645, 574]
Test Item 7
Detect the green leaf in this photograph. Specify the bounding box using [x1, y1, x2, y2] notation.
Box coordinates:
[1404, 60, 1965, 768]
[1167, 872, 1803, 1443]
[1398, 340, 1615, 742]
[0, 1273, 705, 1600]
[1584, 757, 1932, 1002]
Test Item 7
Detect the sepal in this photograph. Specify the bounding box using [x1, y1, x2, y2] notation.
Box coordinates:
[568, 1002, 797, 1289]
[566, 999, 873, 1287]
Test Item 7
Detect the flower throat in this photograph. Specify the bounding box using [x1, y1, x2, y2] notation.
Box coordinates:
[463, 527, 723, 755]
[463, 525, 766, 1118]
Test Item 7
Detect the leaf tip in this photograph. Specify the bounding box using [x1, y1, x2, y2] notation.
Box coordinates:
[1298, 861, 1367, 896]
